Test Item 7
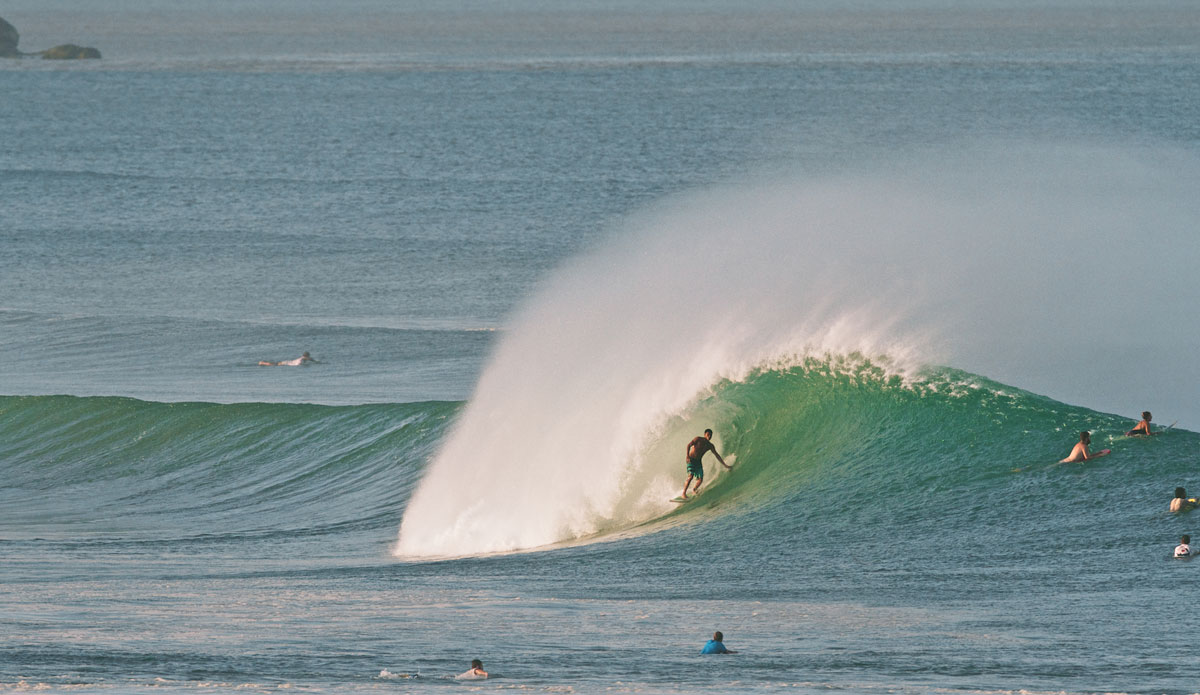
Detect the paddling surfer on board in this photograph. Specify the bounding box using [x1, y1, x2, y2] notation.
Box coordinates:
[455, 659, 487, 680]
[681, 428, 731, 499]
[1060, 431, 1102, 463]
[258, 351, 316, 366]
[1127, 411, 1154, 436]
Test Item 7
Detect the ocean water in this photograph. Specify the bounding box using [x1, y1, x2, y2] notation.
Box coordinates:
[3, 1, 1200, 693]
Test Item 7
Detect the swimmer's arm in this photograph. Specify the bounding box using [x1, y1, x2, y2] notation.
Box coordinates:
[714, 451, 731, 469]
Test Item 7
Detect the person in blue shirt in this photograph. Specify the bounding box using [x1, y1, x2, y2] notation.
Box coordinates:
[700, 631, 737, 654]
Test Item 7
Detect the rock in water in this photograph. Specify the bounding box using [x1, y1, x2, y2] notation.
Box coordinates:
[0, 16, 19, 57]
[41, 43, 101, 60]
[0, 17, 101, 59]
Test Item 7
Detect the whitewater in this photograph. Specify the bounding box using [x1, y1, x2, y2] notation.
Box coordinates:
[396, 144, 1200, 557]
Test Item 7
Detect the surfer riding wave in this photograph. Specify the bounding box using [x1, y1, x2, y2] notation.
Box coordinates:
[680, 428, 731, 500]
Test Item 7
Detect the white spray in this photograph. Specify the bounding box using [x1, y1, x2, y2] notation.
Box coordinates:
[396, 143, 1200, 558]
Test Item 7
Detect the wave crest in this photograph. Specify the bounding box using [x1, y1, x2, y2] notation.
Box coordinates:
[397, 144, 1200, 557]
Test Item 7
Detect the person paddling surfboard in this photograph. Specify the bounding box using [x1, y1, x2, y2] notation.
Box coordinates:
[1060, 430, 1109, 463]
[1126, 411, 1155, 436]
[258, 351, 317, 366]
[681, 428, 731, 499]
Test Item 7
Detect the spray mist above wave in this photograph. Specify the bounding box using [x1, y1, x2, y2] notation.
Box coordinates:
[395, 142, 1200, 558]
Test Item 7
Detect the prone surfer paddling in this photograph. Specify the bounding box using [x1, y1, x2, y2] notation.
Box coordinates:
[1060, 431, 1107, 463]
[1127, 411, 1154, 436]
[681, 428, 731, 499]
[455, 659, 487, 680]
[1170, 487, 1197, 513]
[258, 351, 316, 366]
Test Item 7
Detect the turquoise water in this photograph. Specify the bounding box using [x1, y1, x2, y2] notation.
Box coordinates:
[4, 369, 1199, 693]
[3, 2, 1200, 693]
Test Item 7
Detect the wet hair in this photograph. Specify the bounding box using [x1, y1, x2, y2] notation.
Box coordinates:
[713, 631, 723, 641]
[471, 659, 483, 669]
[704, 428, 713, 437]
[1176, 487, 1187, 499]
[1143, 411, 1152, 420]
[1182, 535, 1191, 545]
[1079, 431, 1090, 443]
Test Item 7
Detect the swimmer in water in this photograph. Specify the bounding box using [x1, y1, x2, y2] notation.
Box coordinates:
[700, 631, 737, 654]
[1174, 534, 1193, 558]
[1170, 487, 1197, 513]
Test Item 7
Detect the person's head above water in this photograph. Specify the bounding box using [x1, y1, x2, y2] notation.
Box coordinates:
[1079, 431, 1090, 444]
[302, 351, 311, 358]
[471, 659, 483, 670]
[1182, 534, 1191, 545]
[1176, 487, 1187, 499]
[712, 631, 723, 641]
[704, 428, 713, 439]
[1143, 411, 1152, 421]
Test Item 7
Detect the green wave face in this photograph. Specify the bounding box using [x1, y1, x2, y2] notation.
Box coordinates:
[0, 395, 459, 540]
[678, 363, 1102, 511]
[2, 362, 1189, 557]
[401, 353, 1193, 557]
[663, 361, 1193, 570]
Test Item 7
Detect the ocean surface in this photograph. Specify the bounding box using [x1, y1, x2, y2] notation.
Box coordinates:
[3, 2, 1200, 693]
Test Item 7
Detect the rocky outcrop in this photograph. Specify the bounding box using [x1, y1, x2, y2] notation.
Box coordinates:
[0, 16, 19, 57]
[41, 43, 101, 60]
[0, 16, 101, 59]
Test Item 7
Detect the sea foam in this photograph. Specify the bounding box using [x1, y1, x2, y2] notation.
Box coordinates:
[395, 143, 1200, 558]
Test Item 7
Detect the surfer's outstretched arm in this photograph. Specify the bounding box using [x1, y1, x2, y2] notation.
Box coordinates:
[715, 452, 731, 470]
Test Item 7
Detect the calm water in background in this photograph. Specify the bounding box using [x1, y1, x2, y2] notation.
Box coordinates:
[3, 2, 1200, 693]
